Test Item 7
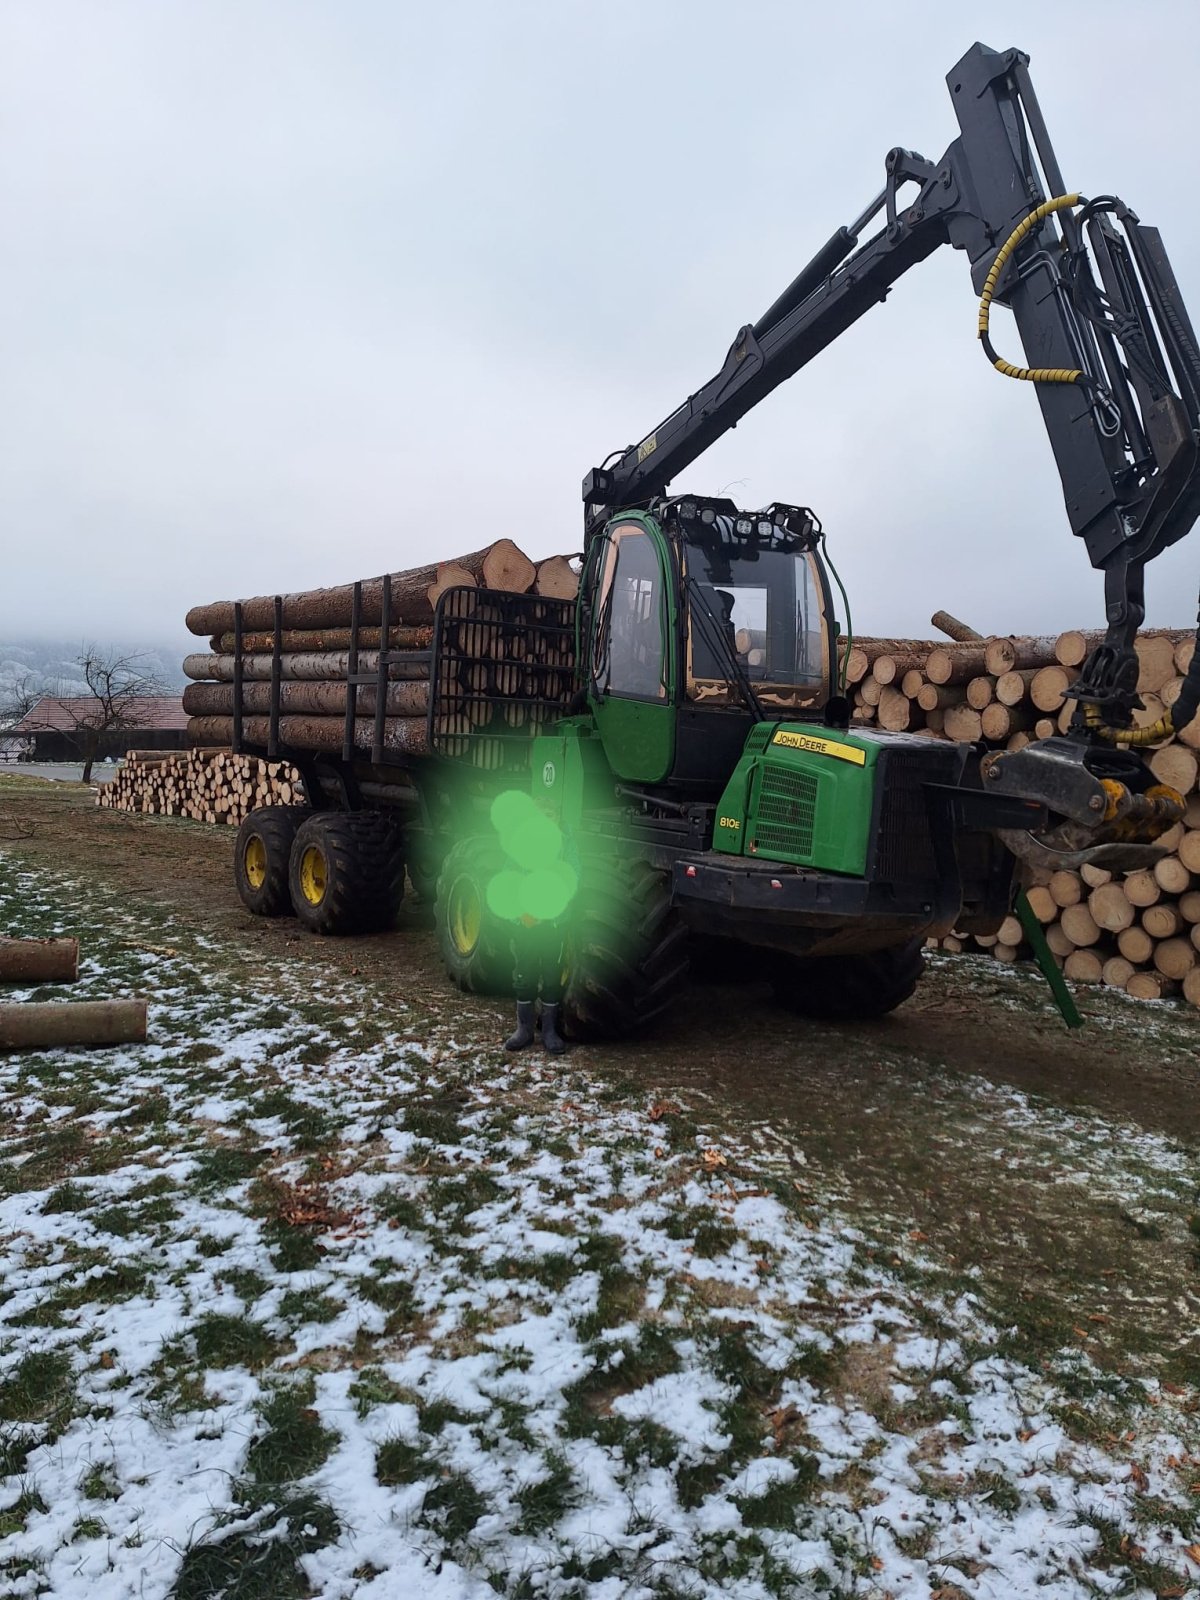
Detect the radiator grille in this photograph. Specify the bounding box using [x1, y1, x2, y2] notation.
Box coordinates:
[874, 748, 950, 881]
[754, 766, 819, 859]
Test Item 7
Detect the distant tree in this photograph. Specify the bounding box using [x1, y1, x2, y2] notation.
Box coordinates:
[13, 646, 166, 782]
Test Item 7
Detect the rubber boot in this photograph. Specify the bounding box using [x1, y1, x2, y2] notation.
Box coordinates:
[539, 1002, 566, 1055]
[505, 1000, 537, 1051]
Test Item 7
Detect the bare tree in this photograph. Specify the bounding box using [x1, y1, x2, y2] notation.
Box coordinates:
[10, 646, 166, 782]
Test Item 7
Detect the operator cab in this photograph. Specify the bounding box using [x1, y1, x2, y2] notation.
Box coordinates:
[584, 494, 837, 790]
[674, 498, 830, 711]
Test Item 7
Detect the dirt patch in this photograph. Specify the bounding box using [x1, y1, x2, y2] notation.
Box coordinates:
[3, 772, 1200, 1384]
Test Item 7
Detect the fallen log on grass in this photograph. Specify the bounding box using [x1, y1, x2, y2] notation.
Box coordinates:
[0, 939, 79, 984]
[0, 998, 146, 1051]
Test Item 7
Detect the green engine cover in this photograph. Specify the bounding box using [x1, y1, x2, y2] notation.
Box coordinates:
[714, 723, 880, 875]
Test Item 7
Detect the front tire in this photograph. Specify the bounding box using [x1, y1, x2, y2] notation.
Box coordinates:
[288, 812, 405, 936]
[563, 859, 688, 1041]
[769, 939, 925, 1020]
[434, 837, 511, 994]
[234, 806, 311, 917]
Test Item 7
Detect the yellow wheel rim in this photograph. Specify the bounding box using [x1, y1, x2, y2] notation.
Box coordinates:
[243, 835, 268, 890]
[299, 843, 328, 906]
[448, 877, 482, 956]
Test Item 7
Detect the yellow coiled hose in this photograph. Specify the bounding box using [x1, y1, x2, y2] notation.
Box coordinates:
[978, 194, 1083, 383]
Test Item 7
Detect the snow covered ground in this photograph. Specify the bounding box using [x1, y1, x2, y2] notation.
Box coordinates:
[0, 861, 1198, 1598]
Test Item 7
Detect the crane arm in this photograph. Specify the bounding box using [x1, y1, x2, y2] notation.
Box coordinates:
[583, 42, 1200, 729]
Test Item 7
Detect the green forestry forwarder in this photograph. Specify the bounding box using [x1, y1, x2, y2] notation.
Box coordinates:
[229, 42, 1200, 1039]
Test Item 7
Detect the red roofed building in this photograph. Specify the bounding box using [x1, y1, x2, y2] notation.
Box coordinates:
[3, 696, 188, 763]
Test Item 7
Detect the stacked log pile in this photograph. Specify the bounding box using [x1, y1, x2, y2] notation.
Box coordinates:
[876, 624, 1200, 1006]
[181, 540, 579, 757]
[97, 749, 303, 827]
[846, 626, 1197, 752]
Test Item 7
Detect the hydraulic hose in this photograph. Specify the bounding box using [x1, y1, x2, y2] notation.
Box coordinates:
[978, 195, 1085, 383]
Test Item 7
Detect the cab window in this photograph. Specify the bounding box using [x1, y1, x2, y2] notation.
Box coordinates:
[591, 524, 669, 701]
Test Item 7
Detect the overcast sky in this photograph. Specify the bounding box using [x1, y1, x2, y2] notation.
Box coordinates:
[2, 0, 1198, 655]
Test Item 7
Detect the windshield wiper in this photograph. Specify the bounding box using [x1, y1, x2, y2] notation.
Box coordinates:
[686, 577, 765, 722]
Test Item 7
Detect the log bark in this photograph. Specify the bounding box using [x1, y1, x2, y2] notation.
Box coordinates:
[0, 998, 146, 1051]
[981, 703, 1032, 742]
[984, 635, 1058, 675]
[184, 651, 431, 683]
[182, 680, 430, 719]
[1127, 971, 1177, 1000]
[185, 540, 536, 635]
[1055, 628, 1183, 668]
[186, 714, 432, 757]
[917, 683, 964, 712]
[926, 646, 990, 685]
[995, 668, 1037, 706]
[0, 939, 79, 984]
[930, 610, 982, 642]
[211, 626, 433, 654]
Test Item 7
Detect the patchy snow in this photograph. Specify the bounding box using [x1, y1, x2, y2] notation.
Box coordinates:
[0, 859, 1197, 1598]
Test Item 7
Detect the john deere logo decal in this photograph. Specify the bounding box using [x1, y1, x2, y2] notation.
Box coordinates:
[771, 729, 866, 766]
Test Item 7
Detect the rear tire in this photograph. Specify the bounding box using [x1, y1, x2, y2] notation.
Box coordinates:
[288, 812, 406, 936]
[234, 806, 311, 917]
[769, 939, 925, 1020]
[563, 859, 688, 1041]
[434, 837, 512, 994]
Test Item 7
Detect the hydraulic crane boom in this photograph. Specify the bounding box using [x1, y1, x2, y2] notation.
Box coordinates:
[583, 42, 1200, 733]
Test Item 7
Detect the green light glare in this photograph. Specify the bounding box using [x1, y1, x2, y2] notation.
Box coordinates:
[486, 869, 526, 921]
[489, 789, 534, 836]
[503, 811, 562, 872]
[523, 862, 578, 920]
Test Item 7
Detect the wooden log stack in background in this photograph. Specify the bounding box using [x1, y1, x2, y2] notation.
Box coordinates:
[98, 749, 304, 828]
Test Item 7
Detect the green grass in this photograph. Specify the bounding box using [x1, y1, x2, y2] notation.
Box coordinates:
[514, 1452, 577, 1534]
[192, 1313, 276, 1370]
[170, 1492, 339, 1600]
[376, 1434, 435, 1486]
[245, 1380, 339, 1486]
[0, 1349, 74, 1424]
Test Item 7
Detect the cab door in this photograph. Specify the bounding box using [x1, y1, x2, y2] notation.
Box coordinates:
[587, 515, 677, 781]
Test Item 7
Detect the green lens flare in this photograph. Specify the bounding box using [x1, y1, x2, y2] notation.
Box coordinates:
[486, 869, 526, 921]
[490, 789, 534, 835]
[503, 812, 562, 872]
[523, 862, 578, 920]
